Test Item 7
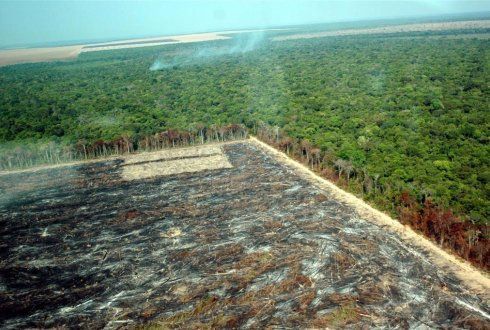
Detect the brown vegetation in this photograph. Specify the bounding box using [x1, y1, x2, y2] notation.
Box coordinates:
[398, 193, 489, 269]
[256, 123, 489, 270]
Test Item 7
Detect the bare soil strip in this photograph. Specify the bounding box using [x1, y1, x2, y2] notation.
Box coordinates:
[79, 32, 231, 53]
[250, 137, 490, 295]
[122, 146, 232, 180]
[274, 20, 490, 41]
[123, 144, 223, 165]
[82, 38, 177, 49]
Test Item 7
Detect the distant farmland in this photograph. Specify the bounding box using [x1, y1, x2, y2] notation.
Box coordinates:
[0, 20, 488, 66]
[0, 32, 232, 66]
[0, 45, 83, 67]
[1, 140, 488, 328]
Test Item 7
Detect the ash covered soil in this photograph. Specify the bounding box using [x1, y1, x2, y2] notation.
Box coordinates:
[0, 142, 488, 328]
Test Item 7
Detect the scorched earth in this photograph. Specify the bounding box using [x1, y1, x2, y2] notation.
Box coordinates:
[0, 140, 488, 328]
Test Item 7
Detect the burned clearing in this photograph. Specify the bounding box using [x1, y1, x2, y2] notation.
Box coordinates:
[0, 141, 488, 328]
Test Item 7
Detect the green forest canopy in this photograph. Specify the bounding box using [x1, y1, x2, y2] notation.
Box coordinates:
[0, 28, 489, 224]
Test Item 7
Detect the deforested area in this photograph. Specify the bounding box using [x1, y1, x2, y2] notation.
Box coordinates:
[0, 141, 488, 328]
[1, 23, 488, 252]
[1, 2, 490, 329]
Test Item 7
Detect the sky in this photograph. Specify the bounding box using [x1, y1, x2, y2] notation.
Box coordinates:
[0, 1, 489, 48]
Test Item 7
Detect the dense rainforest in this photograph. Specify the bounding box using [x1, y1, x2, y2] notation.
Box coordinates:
[0, 27, 489, 266]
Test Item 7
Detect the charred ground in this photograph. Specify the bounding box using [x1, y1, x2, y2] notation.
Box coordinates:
[0, 141, 488, 328]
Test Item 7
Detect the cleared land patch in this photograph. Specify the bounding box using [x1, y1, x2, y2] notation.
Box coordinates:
[0, 32, 230, 66]
[0, 28, 283, 66]
[121, 145, 232, 180]
[0, 45, 83, 67]
[0, 141, 488, 328]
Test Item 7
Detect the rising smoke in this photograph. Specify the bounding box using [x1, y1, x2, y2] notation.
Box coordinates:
[150, 31, 265, 71]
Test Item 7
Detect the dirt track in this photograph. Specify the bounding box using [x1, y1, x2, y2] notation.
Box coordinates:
[0, 140, 488, 328]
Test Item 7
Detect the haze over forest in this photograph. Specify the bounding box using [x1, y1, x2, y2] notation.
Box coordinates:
[1, 0, 490, 48]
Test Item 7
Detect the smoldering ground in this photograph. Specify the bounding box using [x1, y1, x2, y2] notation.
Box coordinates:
[0, 141, 488, 328]
[150, 32, 265, 70]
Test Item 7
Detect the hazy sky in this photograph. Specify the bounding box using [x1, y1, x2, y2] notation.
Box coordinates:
[1, 1, 489, 48]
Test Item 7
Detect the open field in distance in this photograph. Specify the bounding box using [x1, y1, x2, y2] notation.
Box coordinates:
[0, 45, 83, 67]
[1, 20, 489, 66]
[0, 28, 286, 66]
[0, 140, 488, 328]
[0, 32, 231, 67]
[273, 20, 490, 40]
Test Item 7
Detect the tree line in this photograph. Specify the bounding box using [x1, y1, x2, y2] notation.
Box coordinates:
[255, 123, 488, 270]
[0, 124, 247, 170]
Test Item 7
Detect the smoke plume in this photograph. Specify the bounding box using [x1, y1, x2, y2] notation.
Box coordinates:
[150, 32, 265, 70]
